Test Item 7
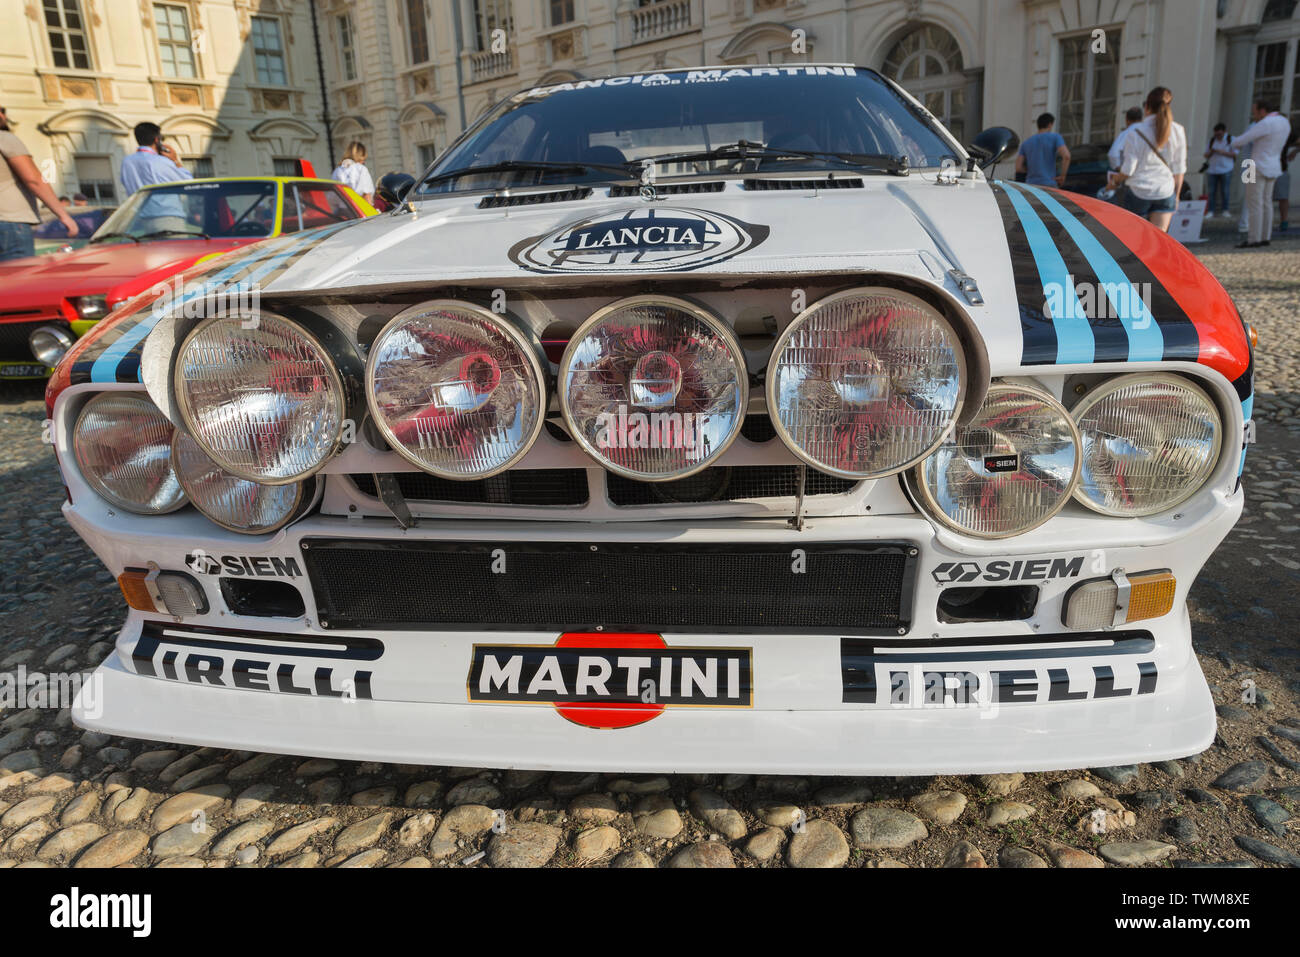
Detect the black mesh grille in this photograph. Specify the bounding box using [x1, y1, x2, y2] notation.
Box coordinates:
[607, 466, 857, 506]
[351, 469, 588, 506]
[608, 181, 725, 197]
[743, 177, 864, 190]
[0, 320, 64, 361]
[303, 539, 913, 634]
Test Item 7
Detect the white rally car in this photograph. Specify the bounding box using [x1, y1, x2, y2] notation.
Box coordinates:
[53, 66, 1253, 774]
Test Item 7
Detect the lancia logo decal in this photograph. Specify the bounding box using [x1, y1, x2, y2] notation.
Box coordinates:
[509, 207, 768, 273]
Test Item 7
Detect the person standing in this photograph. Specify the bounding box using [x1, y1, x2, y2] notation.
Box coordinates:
[1203, 123, 1236, 217]
[120, 121, 194, 234]
[1232, 99, 1292, 247]
[1108, 107, 1144, 171]
[1015, 113, 1070, 187]
[331, 142, 375, 206]
[0, 104, 78, 261]
[1109, 87, 1187, 233]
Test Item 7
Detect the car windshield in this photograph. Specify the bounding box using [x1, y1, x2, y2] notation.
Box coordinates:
[418, 66, 960, 195]
[92, 180, 279, 241]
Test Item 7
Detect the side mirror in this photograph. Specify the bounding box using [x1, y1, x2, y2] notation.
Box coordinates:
[376, 171, 416, 207]
[969, 127, 1020, 171]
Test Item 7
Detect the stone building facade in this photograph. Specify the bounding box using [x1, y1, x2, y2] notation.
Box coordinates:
[1, 0, 329, 203]
[1, 0, 1297, 205]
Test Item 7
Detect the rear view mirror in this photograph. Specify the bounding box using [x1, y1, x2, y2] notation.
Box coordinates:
[377, 172, 416, 206]
[969, 127, 1020, 170]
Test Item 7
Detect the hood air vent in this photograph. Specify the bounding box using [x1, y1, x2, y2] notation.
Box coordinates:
[609, 181, 726, 197]
[478, 186, 593, 209]
[743, 177, 865, 190]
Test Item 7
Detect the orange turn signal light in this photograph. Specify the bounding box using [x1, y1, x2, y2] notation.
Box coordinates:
[1124, 571, 1177, 623]
[117, 569, 159, 613]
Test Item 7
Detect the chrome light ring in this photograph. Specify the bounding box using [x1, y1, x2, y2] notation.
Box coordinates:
[558, 294, 749, 482]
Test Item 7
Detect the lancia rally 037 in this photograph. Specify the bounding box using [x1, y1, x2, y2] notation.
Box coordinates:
[51, 65, 1254, 774]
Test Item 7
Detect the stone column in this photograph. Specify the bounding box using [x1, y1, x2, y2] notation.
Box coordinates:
[963, 66, 984, 141]
[1218, 25, 1259, 131]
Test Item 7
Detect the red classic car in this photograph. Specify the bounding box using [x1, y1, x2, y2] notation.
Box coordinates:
[0, 175, 376, 378]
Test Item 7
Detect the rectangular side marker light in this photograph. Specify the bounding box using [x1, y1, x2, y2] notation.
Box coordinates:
[1063, 570, 1176, 630]
[117, 568, 208, 618]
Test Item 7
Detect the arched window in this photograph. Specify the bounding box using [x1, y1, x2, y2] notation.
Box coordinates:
[881, 25, 966, 141]
[1254, 0, 1300, 132]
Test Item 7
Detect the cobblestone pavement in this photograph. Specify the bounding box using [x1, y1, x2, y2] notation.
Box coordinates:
[0, 223, 1297, 869]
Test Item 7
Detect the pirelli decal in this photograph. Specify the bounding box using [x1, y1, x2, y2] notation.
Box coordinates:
[841, 631, 1158, 706]
[132, 621, 381, 699]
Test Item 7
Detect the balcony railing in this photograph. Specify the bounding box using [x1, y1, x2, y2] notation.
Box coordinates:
[468, 48, 516, 84]
[619, 0, 698, 48]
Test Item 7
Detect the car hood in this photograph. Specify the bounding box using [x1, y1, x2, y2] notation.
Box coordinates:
[270, 178, 1011, 294]
[0, 238, 251, 308]
[258, 177, 1021, 368]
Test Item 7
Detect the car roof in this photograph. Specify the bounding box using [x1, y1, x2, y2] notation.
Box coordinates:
[136, 176, 340, 190]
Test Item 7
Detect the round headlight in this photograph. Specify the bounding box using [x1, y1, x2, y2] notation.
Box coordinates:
[30, 325, 74, 367]
[1071, 373, 1222, 517]
[175, 313, 346, 485]
[766, 288, 965, 479]
[912, 382, 1080, 538]
[172, 431, 312, 534]
[560, 296, 747, 481]
[366, 301, 546, 479]
[73, 393, 186, 514]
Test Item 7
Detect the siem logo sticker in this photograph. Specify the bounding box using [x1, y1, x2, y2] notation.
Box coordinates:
[467, 632, 752, 729]
[931, 556, 1084, 585]
[186, 552, 302, 577]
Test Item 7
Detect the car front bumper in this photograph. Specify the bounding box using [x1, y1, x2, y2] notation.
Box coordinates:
[75, 615, 1214, 775]
[65, 492, 1237, 774]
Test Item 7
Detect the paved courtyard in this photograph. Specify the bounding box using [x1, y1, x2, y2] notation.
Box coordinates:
[0, 221, 1297, 868]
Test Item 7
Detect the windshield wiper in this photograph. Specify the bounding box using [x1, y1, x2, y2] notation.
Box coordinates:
[638, 141, 909, 175]
[422, 159, 636, 188]
[134, 228, 211, 240]
[88, 232, 141, 244]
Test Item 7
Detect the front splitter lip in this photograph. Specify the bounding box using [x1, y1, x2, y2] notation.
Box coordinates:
[73, 648, 1215, 775]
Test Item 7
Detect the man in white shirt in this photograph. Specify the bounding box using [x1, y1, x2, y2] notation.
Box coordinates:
[1107, 107, 1144, 171]
[120, 121, 193, 234]
[1233, 99, 1293, 246]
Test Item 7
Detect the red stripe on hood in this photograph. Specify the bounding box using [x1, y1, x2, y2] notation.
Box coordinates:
[1063, 192, 1250, 383]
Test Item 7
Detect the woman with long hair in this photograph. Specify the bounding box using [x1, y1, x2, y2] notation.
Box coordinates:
[331, 141, 375, 206]
[1108, 87, 1187, 232]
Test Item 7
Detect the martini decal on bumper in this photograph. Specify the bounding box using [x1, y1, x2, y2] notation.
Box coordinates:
[468, 632, 752, 729]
